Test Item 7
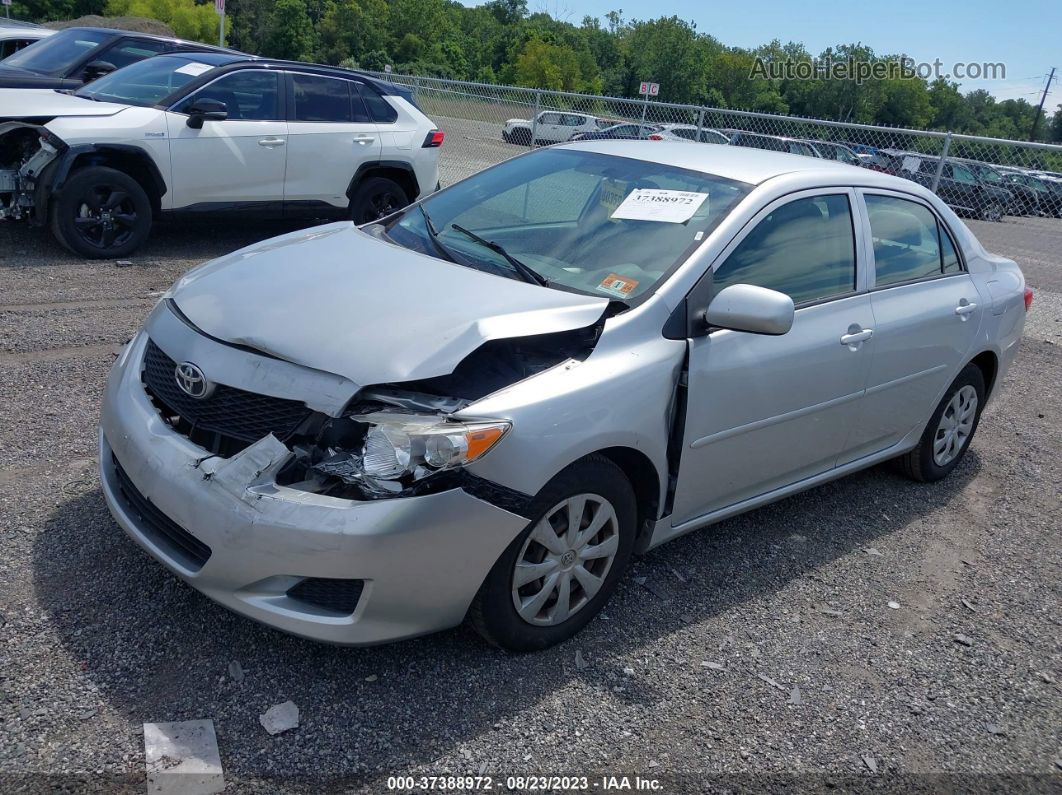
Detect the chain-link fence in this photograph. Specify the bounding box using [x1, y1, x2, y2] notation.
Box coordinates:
[368, 71, 1062, 268]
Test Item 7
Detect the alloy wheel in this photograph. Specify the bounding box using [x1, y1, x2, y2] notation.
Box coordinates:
[73, 184, 139, 250]
[367, 190, 402, 221]
[933, 385, 978, 466]
[511, 494, 620, 626]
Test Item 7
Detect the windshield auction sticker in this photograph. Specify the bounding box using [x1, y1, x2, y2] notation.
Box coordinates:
[598, 273, 640, 298]
[611, 188, 708, 223]
[175, 62, 213, 77]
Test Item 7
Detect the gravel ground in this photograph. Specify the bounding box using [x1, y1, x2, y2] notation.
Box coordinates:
[1, 210, 1060, 795]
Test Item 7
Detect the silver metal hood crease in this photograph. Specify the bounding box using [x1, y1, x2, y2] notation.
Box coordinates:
[170, 222, 610, 385]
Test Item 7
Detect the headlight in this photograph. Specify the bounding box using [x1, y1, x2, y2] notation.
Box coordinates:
[311, 412, 510, 493]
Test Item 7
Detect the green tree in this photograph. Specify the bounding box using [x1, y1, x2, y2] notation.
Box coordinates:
[622, 16, 706, 104]
[105, 0, 219, 42]
[263, 0, 315, 61]
[316, 0, 390, 65]
[512, 38, 587, 92]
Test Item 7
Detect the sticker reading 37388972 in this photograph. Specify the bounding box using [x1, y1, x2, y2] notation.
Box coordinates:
[610, 188, 709, 223]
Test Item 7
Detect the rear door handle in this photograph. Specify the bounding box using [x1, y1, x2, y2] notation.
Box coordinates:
[840, 329, 873, 346]
[258, 137, 285, 147]
[955, 302, 978, 316]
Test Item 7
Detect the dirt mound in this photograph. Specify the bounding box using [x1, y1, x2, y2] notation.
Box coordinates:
[43, 15, 176, 36]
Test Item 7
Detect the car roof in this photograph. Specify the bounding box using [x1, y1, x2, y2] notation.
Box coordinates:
[172, 52, 412, 95]
[57, 26, 236, 52]
[562, 140, 870, 184]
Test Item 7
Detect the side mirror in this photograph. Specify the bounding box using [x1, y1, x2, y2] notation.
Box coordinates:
[703, 284, 795, 336]
[185, 98, 228, 129]
[82, 60, 116, 82]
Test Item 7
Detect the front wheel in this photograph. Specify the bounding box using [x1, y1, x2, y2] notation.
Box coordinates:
[469, 455, 637, 651]
[51, 166, 152, 259]
[348, 176, 410, 225]
[896, 364, 985, 482]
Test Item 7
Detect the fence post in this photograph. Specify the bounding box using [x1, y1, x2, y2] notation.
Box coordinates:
[931, 132, 952, 193]
[640, 96, 649, 126]
[696, 108, 705, 140]
[412, 75, 420, 104]
[531, 90, 541, 149]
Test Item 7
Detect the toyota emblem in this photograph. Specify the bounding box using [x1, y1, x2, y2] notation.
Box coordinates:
[174, 362, 214, 399]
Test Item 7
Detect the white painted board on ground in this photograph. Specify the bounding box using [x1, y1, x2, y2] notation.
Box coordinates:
[143, 719, 224, 795]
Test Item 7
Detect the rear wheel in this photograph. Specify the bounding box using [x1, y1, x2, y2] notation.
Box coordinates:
[469, 455, 637, 651]
[979, 201, 1003, 222]
[348, 176, 410, 225]
[896, 364, 985, 482]
[51, 166, 151, 259]
[511, 128, 531, 146]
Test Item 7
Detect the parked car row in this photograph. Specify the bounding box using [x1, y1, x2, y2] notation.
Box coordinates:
[501, 112, 1059, 223]
[1, 28, 444, 257]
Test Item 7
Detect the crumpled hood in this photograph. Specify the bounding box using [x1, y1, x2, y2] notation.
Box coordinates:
[0, 87, 129, 119]
[170, 223, 609, 387]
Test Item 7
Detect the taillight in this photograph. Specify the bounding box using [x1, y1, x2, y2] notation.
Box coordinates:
[422, 130, 445, 148]
[1024, 287, 1034, 311]
[648, 134, 664, 140]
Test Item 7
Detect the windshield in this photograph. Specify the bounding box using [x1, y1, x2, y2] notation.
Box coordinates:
[386, 148, 750, 301]
[975, 166, 1002, 183]
[2, 28, 111, 76]
[76, 55, 216, 106]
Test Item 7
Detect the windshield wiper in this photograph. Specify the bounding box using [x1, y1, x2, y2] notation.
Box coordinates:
[418, 204, 460, 264]
[450, 223, 549, 287]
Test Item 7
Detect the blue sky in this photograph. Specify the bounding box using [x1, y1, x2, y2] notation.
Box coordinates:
[492, 0, 1061, 103]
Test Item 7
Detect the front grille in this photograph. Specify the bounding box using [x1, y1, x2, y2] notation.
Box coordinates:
[286, 577, 365, 615]
[111, 454, 212, 572]
[142, 339, 313, 456]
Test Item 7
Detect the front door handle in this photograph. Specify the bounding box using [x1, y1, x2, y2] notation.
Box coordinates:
[955, 301, 978, 317]
[352, 135, 375, 144]
[258, 137, 285, 147]
[840, 328, 874, 347]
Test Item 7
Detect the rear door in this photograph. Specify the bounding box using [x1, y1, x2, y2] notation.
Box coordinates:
[671, 190, 874, 526]
[282, 72, 381, 209]
[841, 190, 983, 461]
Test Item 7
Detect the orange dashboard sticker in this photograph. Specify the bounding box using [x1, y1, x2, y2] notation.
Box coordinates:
[598, 273, 640, 298]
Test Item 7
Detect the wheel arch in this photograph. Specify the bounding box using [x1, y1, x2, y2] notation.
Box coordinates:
[591, 446, 662, 554]
[48, 144, 166, 217]
[968, 349, 999, 400]
[345, 161, 419, 204]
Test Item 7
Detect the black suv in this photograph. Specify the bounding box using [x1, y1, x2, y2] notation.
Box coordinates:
[0, 27, 233, 90]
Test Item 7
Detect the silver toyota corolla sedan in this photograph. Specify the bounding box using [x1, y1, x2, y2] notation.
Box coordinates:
[100, 142, 1029, 651]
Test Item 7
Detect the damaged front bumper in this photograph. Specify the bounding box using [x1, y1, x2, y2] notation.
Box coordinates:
[99, 333, 529, 645]
[0, 122, 63, 221]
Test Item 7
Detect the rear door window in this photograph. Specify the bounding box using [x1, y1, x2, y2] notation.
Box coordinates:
[292, 73, 352, 122]
[866, 194, 954, 286]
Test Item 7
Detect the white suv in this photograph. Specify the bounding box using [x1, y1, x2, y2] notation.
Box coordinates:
[503, 111, 606, 146]
[0, 52, 442, 258]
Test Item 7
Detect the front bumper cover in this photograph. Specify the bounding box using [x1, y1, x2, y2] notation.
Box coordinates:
[99, 333, 528, 645]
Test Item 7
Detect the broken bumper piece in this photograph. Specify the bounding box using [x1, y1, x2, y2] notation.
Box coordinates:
[99, 334, 528, 645]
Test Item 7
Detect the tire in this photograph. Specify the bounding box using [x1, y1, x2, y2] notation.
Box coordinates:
[50, 166, 151, 259]
[896, 364, 985, 482]
[502, 130, 511, 143]
[511, 128, 531, 146]
[348, 176, 410, 225]
[979, 201, 1003, 222]
[469, 455, 638, 652]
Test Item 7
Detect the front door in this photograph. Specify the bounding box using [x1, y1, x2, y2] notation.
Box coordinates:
[671, 191, 873, 526]
[841, 191, 984, 461]
[165, 70, 287, 210]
